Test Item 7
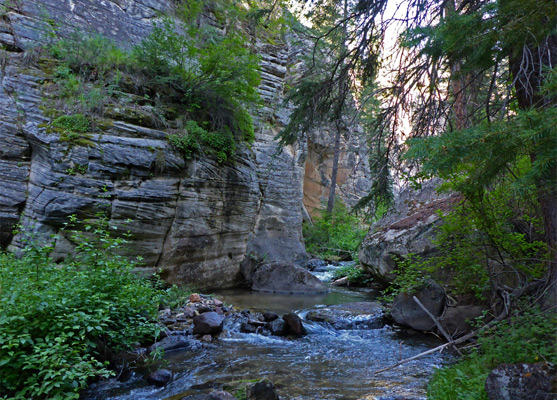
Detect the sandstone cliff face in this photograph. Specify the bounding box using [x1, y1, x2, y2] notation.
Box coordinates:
[0, 0, 309, 288]
[0, 0, 370, 288]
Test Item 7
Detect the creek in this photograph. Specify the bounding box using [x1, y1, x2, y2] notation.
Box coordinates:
[84, 264, 450, 400]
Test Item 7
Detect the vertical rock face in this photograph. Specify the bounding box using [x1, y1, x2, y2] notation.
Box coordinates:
[358, 180, 461, 284]
[303, 124, 371, 219]
[0, 0, 316, 288]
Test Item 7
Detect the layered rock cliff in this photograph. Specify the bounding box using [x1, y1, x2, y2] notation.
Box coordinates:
[0, 0, 370, 288]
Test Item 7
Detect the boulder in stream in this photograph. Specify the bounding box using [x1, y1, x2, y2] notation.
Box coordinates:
[246, 379, 280, 400]
[251, 262, 328, 294]
[193, 312, 224, 335]
[147, 335, 192, 354]
[283, 313, 307, 336]
[306, 302, 383, 330]
[391, 279, 446, 331]
[181, 391, 237, 400]
[146, 369, 173, 386]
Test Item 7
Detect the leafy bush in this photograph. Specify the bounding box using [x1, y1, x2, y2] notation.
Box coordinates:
[0, 215, 165, 399]
[331, 263, 373, 286]
[303, 202, 367, 261]
[427, 306, 557, 399]
[382, 184, 547, 302]
[46, 2, 261, 163]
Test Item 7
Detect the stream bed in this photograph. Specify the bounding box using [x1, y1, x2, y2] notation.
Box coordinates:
[84, 264, 450, 400]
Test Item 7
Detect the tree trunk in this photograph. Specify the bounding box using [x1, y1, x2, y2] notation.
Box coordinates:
[509, 30, 557, 304]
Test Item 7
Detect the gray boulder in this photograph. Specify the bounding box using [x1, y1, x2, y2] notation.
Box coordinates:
[251, 262, 328, 294]
[359, 180, 461, 284]
[391, 279, 446, 331]
[246, 379, 279, 400]
[439, 305, 485, 337]
[146, 369, 172, 386]
[147, 335, 192, 354]
[485, 363, 557, 400]
[193, 312, 224, 335]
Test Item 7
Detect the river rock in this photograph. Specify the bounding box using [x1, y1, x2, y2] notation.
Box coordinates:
[148, 335, 192, 354]
[146, 369, 172, 386]
[251, 262, 328, 294]
[283, 313, 307, 336]
[359, 179, 461, 284]
[181, 391, 237, 400]
[246, 379, 279, 400]
[262, 312, 279, 322]
[485, 363, 557, 400]
[391, 279, 446, 331]
[193, 312, 224, 335]
[267, 319, 286, 336]
[439, 305, 485, 337]
[306, 258, 327, 271]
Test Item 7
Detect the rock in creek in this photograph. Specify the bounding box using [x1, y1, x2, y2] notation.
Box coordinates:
[193, 312, 224, 335]
[262, 312, 279, 322]
[267, 318, 286, 336]
[246, 379, 280, 400]
[283, 313, 307, 336]
[391, 279, 446, 331]
[306, 302, 383, 330]
[146, 369, 173, 386]
[485, 363, 557, 400]
[147, 335, 192, 354]
[251, 262, 328, 294]
[181, 391, 237, 400]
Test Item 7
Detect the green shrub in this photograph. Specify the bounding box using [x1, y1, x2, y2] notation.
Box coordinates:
[0, 215, 165, 399]
[303, 202, 367, 261]
[428, 306, 557, 399]
[331, 263, 373, 286]
[51, 114, 90, 133]
[382, 184, 547, 302]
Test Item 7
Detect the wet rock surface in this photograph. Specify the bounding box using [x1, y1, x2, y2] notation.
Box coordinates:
[246, 379, 280, 400]
[306, 301, 384, 330]
[145, 369, 172, 387]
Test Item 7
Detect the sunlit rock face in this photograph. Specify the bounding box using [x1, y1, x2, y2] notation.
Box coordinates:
[358, 180, 462, 285]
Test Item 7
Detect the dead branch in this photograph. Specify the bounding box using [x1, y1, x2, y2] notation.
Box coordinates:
[412, 296, 463, 356]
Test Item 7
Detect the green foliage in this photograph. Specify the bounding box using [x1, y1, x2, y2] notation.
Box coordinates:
[46, 1, 263, 163]
[383, 185, 547, 302]
[405, 102, 557, 200]
[428, 306, 557, 399]
[0, 215, 166, 399]
[168, 120, 235, 163]
[132, 8, 260, 142]
[51, 114, 90, 133]
[303, 202, 367, 261]
[331, 263, 373, 286]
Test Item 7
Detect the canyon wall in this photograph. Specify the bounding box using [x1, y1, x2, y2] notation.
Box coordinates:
[0, 0, 369, 288]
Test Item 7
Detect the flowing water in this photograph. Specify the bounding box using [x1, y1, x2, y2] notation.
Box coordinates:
[84, 264, 450, 400]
